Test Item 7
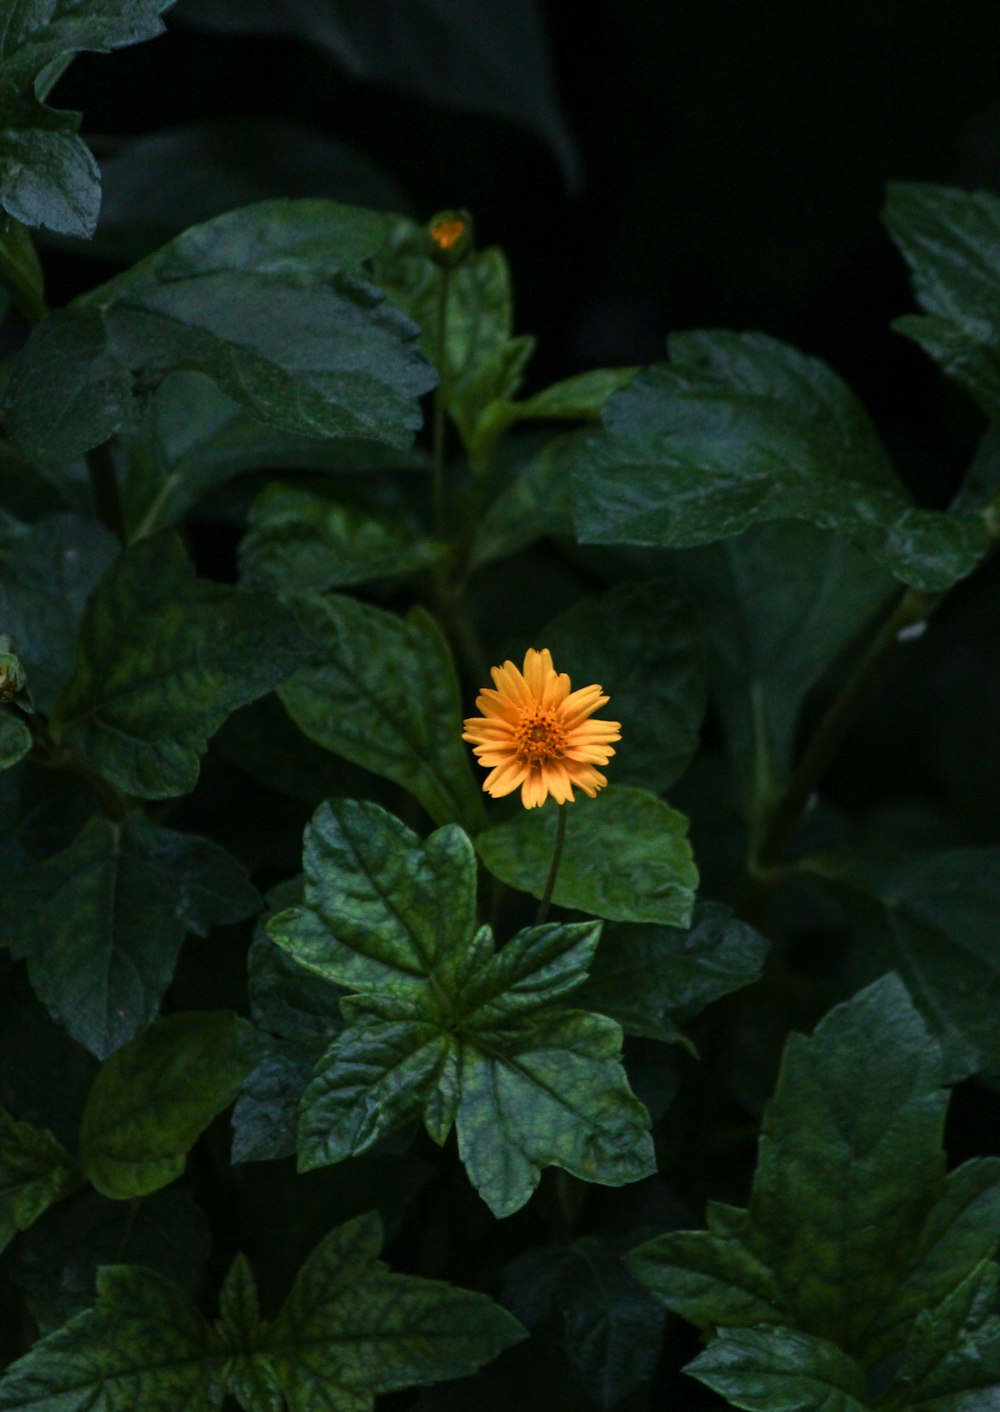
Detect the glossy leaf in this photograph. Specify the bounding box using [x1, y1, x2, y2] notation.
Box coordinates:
[676, 521, 897, 830]
[49, 532, 314, 798]
[628, 976, 1000, 1371]
[477, 786, 698, 926]
[4, 814, 260, 1058]
[79, 1011, 257, 1199]
[0, 0, 172, 236]
[502, 1234, 667, 1409]
[467, 432, 576, 574]
[0, 512, 118, 713]
[578, 902, 771, 1044]
[542, 580, 707, 792]
[571, 330, 988, 592]
[273, 800, 654, 1215]
[0, 1108, 77, 1255]
[801, 846, 1000, 1079]
[279, 594, 486, 832]
[240, 481, 442, 594]
[881, 1261, 1000, 1411]
[686, 1327, 871, 1412]
[175, 0, 579, 179]
[884, 181, 1000, 420]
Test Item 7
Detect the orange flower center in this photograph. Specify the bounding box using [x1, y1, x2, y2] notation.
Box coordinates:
[514, 709, 567, 764]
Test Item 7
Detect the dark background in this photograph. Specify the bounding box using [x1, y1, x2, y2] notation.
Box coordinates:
[52, 0, 1000, 503]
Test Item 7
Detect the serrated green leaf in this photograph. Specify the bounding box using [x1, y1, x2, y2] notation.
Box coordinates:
[66, 200, 435, 450]
[502, 1234, 666, 1408]
[240, 481, 442, 594]
[477, 786, 698, 926]
[79, 1011, 257, 1198]
[375, 220, 534, 450]
[571, 330, 988, 592]
[629, 976, 985, 1371]
[676, 522, 897, 831]
[0, 1107, 77, 1255]
[686, 1326, 871, 1412]
[1, 307, 134, 466]
[455, 1008, 653, 1218]
[0, 0, 173, 237]
[884, 181, 1000, 421]
[541, 581, 707, 792]
[275, 800, 653, 1215]
[49, 532, 314, 797]
[801, 847, 1000, 1079]
[0, 512, 118, 713]
[119, 370, 425, 540]
[260, 1211, 526, 1407]
[5, 814, 260, 1058]
[280, 595, 487, 832]
[174, 0, 579, 181]
[881, 1261, 1000, 1411]
[9, 1186, 210, 1334]
[577, 902, 771, 1043]
[0, 1266, 226, 1411]
[0, 709, 30, 769]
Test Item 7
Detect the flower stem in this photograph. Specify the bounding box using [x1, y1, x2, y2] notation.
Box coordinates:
[535, 805, 568, 926]
[431, 264, 452, 541]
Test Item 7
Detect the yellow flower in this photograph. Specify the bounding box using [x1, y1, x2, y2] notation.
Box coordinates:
[463, 648, 621, 809]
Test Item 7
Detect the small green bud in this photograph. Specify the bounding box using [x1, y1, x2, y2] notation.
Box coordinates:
[426, 209, 474, 268]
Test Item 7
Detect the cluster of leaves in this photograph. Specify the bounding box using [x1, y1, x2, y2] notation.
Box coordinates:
[1, 3, 1000, 1410]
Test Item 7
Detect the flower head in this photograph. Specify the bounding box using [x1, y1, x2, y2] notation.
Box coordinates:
[463, 648, 621, 809]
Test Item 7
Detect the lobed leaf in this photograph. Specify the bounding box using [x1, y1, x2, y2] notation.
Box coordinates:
[0, 1108, 77, 1256]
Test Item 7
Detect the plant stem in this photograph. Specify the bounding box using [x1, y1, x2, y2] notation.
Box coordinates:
[431, 264, 452, 542]
[535, 805, 568, 925]
[86, 441, 126, 543]
[755, 585, 941, 869]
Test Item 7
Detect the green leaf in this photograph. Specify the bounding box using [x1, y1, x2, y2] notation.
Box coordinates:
[273, 800, 654, 1215]
[881, 1262, 1000, 1411]
[0, 1108, 77, 1255]
[577, 902, 771, 1043]
[0, 709, 30, 769]
[375, 220, 535, 450]
[279, 594, 487, 832]
[176, 0, 579, 179]
[477, 786, 698, 926]
[0, 214, 46, 322]
[801, 847, 1000, 1080]
[240, 481, 443, 594]
[467, 432, 576, 574]
[79, 1011, 257, 1199]
[118, 370, 425, 540]
[0, 971, 98, 1146]
[884, 181, 1000, 420]
[5, 814, 260, 1058]
[9, 1187, 210, 1334]
[87, 119, 408, 262]
[0, 1213, 523, 1411]
[686, 1327, 871, 1412]
[0, 512, 118, 713]
[502, 1234, 667, 1408]
[0, 0, 173, 236]
[49, 532, 314, 798]
[676, 521, 897, 831]
[67, 200, 436, 449]
[0, 1264, 226, 1411]
[571, 330, 988, 592]
[507, 367, 639, 423]
[627, 976, 994, 1371]
[1, 307, 134, 467]
[541, 581, 707, 792]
